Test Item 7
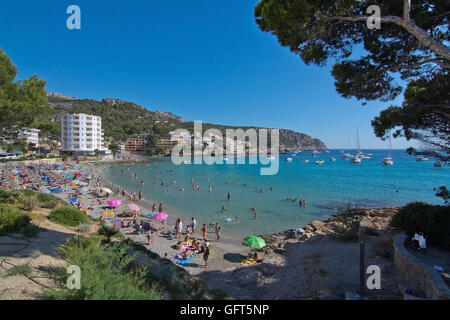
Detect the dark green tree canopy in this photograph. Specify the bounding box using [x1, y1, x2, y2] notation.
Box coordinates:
[255, 0, 449, 159]
[0, 48, 51, 139]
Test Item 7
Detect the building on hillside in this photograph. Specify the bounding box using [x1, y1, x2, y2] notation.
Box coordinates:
[118, 143, 125, 151]
[169, 131, 192, 145]
[156, 139, 178, 150]
[19, 128, 40, 147]
[60, 114, 108, 155]
[125, 138, 148, 152]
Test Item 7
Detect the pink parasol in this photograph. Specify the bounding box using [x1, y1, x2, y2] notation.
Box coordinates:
[127, 203, 140, 212]
[75, 173, 83, 177]
[107, 199, 121, 207]
[152, 212, 168, 220]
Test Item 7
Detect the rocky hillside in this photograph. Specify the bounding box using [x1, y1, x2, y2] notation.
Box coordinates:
[279, 129, 326, 151]
[45, 93, 326, 149]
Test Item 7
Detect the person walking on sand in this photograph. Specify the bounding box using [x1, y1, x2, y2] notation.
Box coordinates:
[201, 224, 207, 241]
[191, 217, 197, 233]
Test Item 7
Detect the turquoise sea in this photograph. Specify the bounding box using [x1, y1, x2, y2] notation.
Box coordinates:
[101, 150, 449, 237]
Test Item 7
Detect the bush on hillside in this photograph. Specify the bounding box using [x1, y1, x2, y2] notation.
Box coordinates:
[0, 204, 30, 235]
[0, 190, 21, 205]
[37, 193, 64, 209]
[391, 202, 450, 249]
[43, 237, 161, 300]
[49, 206, 90, 227]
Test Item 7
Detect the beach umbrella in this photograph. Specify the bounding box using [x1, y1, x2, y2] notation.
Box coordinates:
[101, 187, 112, 194]
[244, 236, 266, 249]
[75, 173, 83, 177]
[68, 198, 78, 203]
[107, 199, 121, 207]
[152, 212, 168, 220]
[128, 203, 140, 212]
[146, 213, 155, 219]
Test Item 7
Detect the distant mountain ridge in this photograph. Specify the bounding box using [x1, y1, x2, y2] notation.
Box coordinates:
[46, 93, 326, 150]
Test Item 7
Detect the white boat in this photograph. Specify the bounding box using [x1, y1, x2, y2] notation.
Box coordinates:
[382, 157, 394, 165]
[330, 157, 336, 162]
[315, 160, 325, 165]
[341, 152, 353, 160]
[382, 135, 394, 165]
[416, 156, 429, 161]
[355, 128, 371, 160]
[285, 157, 293, 162]
[303, 159, 309, 163]
[351, 156, 362, 163]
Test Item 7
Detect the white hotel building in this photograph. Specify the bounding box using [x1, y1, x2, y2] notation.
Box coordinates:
[61, 114, 108, 155]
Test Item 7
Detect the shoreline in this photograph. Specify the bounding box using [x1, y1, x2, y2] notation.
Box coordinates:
[90, 163, 247, 251]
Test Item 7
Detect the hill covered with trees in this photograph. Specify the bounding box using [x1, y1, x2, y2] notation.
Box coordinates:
[44, 94, 326, 150]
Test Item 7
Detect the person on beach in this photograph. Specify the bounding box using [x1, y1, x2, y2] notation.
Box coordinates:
[191, 217, 197, 233]
[227, 192, 231, 201]
[141, 180, 144, 187]
[158, 203, 163, 212]
[215, 226, 221, 242]
[208, 185, 212, 192]
[138, 191, 142, 201]
[201, 224, 207, 241]
[152, 203, 157, 212]
[203, 242, 210, 268]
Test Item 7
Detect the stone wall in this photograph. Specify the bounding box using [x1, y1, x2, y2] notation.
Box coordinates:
[393, 234, 450, 300]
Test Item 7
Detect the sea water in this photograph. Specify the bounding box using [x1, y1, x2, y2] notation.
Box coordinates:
[101, 150, 449, 237]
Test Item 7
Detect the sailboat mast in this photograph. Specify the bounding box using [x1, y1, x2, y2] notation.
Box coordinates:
[356, 127, 361, 153]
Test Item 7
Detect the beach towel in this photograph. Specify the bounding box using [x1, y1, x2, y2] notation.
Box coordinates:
[176, 256, 194, 265]
[240, 258, 257, 266]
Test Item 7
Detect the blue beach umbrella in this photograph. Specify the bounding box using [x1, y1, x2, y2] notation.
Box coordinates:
[146, 213, 156, 218]
[68, 198, 78, 203]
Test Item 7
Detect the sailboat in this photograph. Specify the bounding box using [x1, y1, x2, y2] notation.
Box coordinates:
[354, 128, 371, 160]
[382, 135, 394, 166]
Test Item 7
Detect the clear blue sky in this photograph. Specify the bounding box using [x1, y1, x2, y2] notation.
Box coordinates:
[0, 0, 416, 149]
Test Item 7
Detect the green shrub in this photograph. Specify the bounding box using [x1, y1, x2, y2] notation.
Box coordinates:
[37, 194, 63, 209]
[7, 264, 33, 277]
[22, 224, 41, 238]
[76, 223, 91, 233]
[0, 190, 20, 204]
[43, 237, 161, 300]
[0, 204, 30, 235]
[19, 196, 35, 212]
[391, 202, 450, 249]
[332, 203, 360, 242]
[49, 206, 90, 227]
[98, 223, 119, 242]
[20, 189, 36, 197]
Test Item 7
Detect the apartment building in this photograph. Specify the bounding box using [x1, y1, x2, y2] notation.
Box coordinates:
[124, 138, 148, 152]
[60, 114, 107, 155]
[19, 128, 40, 147]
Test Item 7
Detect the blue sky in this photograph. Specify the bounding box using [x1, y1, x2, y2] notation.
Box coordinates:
[0, 0, 416, 149]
